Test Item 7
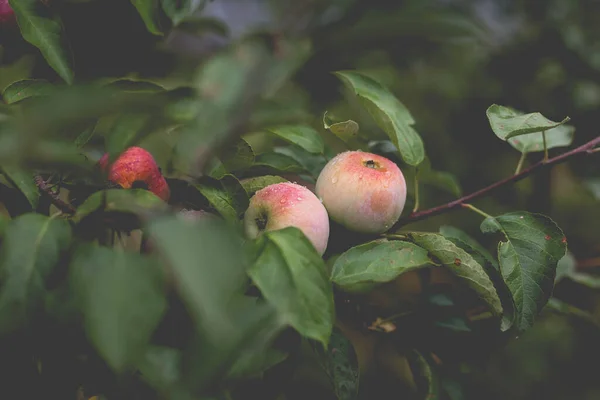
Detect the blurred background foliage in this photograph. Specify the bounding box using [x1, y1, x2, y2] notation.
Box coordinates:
[2, 0, 600, 398]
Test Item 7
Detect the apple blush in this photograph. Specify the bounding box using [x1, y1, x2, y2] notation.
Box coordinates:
[244, 182, 330, 255]
[315, 150, 407, 234]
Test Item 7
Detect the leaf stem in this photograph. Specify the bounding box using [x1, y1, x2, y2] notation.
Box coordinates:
[412, 166, 420, 213]
[514, 152, 527, 175]
[392, 134, 600, 227]
[462, 203, 493, 219]
[542, 130, 549, 162]
[589, 147, 600, 154]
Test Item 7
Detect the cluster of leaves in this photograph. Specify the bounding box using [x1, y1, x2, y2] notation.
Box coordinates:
[0, 1, 588, 400]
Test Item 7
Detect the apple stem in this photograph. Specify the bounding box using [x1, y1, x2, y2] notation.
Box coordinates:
[462, 203, 493, 219]
[412, 167, 420, 213]
[255, 215, 267, 230]
[514, 151, 527, 175]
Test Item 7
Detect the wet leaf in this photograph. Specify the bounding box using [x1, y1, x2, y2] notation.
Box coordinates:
[330, 239, 432, 293]
[480, 212, 567, 331]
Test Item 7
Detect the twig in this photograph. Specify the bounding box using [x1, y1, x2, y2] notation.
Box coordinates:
[34, 176, 76, 215]
[394, 135, 600, 227]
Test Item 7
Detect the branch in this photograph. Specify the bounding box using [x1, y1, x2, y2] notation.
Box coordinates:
[395, 135, 600, 227]
[34, 176, 76, 215]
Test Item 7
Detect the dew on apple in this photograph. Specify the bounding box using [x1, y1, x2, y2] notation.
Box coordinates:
[244, 182, 330, 255]
[316, 150, 407, 234]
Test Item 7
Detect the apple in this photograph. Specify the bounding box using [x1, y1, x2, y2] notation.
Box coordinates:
[99, 146, 170, 202]
[244, 182, 330, 255]
[315, 150, 407, 234]
[0, 0, 15, 25]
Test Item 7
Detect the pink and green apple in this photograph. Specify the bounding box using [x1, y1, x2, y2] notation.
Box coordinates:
[316, 151, 407, 234]
[244, 182, 330, 255]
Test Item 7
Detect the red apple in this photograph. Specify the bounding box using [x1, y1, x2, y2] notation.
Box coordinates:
[244, 182, 330, 255]
[99, 146, 170, 202]
[0, 0, 15, 25]
[315, 151, 407, 234]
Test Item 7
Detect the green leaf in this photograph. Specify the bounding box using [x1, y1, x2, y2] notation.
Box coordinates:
[138, 346, 182, 392]
[248, 227, 335, 346]
[480, 212, 567, 331]
[146, 216, 283, 388]
[273, 146, 328, 180]
[584, 178, 600, 200]
[408, 350, 441, 399]
[226, 347, 288, 380]
[240, 175, 287, 197]
[0, 214, 9, 239]
[194, 175, 249, 223]
[145, 215, 248, 323]
[419, 157, 462, 197]
[555, 252, 577, 283]
[175, 17, 229, 37]
[219, 138, 255, 172]
[105, 113, 153, 156]
[73, 122, 97, 148]
[0, 214, 71, 334]
[74, 189, 168, 222]
[334, 70, 424, 166]
[252, 152, 308, 174]
[408, 232, 503, 318]
[1, 166, 40, 209]
[507, 124, 575, 153]
[485, 104, 570, 140]
[70, 245, 167, 373]
[312, 327, 360, 400]
[8, 0, 74, 84]
[106, 79, 166, 93]
[323, 111, 359, 143]
[330, 239, 432, 293]
[554, 252, 600, 289]
[439, 226, 515, 331]
[438, 226, 497, 269]
[173, 38, 309, 176]
[267, 125, 324, 154]
[2, 79, 55, 104]
[130, 0, 164, 36]
[160, 0, 206, 26]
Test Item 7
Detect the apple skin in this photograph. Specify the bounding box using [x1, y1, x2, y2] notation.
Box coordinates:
[99, 146, 170, 202]
[0, 0, 15, 25]
[244, 182, 330, 255]
[315, 151, 407, 234]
